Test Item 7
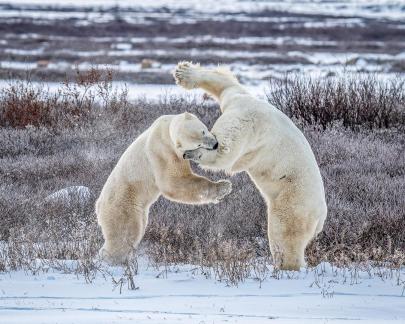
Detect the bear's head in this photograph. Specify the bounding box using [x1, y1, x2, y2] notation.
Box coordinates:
[170, 112, 218, 154]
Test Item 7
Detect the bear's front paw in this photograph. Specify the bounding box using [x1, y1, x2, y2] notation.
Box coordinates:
[173, 61, 199, 89]
[213, 180, 232, 203]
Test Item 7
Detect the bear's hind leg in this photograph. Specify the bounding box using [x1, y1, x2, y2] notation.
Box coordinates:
[97, 193, 148, 265]
[268, 236, 307, 271]
[267, 209, 317, 271]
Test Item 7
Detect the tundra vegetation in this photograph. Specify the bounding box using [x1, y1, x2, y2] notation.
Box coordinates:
[0, 69, 404, 287]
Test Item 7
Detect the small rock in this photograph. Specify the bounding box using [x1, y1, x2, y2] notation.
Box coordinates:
[141, 58, 160, 69]
[37, 60, 49, 68]
[45, 186, 92, 206]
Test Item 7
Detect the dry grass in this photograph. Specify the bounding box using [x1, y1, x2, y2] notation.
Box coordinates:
[0, 71, 404, 286]
[268, 75, 405, 130]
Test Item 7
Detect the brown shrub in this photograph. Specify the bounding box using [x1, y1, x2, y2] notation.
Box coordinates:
[0, 68, 127, 129]
[268, 75, 405, 130]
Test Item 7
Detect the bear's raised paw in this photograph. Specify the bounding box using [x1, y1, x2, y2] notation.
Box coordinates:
[173, 61, 200, 89]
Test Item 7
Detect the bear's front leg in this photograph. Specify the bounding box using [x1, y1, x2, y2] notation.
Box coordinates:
[209, 179, 233, 203]
[160, 175, 232, 205]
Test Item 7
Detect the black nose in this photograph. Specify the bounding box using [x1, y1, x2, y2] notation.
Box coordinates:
[183, 153, 186, 159]
[213, 141, 219, 150]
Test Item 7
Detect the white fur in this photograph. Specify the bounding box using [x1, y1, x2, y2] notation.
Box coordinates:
[95, 113, 232, 265]
[174, 62, 327, 270]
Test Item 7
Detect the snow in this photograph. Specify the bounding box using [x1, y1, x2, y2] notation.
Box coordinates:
[291, 51, 405, 65]
[0, 0, 404, 21]
[0, 61, 38, 70]
[1, 1, 403, 85]
[0, 2, 403, 322]
[0, 260, 404, 323]
[0, 79, 269, 102]
[4, 48, 45, 55]
[127, 36, 338, 47]
[112, 43, 133, 51]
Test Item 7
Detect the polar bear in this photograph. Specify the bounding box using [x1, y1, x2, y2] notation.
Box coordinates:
[174, 62, 327, 270]
[96, 112, 232, 265]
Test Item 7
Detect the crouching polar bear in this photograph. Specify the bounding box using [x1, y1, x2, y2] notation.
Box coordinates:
[96, 112, 232, 264]
[174, 62, 327, 270]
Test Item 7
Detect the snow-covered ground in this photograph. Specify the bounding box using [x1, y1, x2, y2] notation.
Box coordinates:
[1, 260, 404, 323]
[0, 79, 270, 102]
[0, 0, 404, 21]
[1, 0, 404, 85]
[0, 2, 404, 323]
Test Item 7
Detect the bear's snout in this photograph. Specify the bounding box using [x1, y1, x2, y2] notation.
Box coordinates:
[183, 151, 194, 160]
[203, 136, 218, 150]
[183, 150, 201, 160]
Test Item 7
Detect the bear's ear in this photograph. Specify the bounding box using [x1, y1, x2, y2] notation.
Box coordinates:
[176, 140, 182, 149]
[184, 112, 193, 120]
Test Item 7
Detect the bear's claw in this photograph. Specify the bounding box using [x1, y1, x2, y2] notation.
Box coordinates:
[173, 61, 199, 89]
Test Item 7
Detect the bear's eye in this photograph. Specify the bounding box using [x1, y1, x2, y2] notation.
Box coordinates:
[202, 130, 205, 135]
[198, 144, 201, 147]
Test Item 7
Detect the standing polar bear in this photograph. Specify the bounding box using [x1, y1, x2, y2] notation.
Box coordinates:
[174, 62, 327, 270]
[96, 112, 232, 265]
